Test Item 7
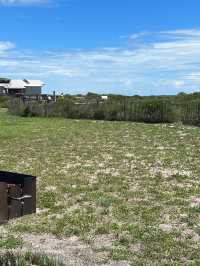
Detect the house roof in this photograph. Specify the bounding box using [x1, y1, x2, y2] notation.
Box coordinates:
[0, 83, 9, 88]
[9, 80, 26, 89]
[0, 77, 10, 83]
[23, 80, 45, 87]
[0, 79, 45, 89]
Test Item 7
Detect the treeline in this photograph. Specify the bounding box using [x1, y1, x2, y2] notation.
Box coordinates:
[6, 92, 200, 126]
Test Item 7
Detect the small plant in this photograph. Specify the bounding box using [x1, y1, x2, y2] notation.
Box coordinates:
[0, 235, 22, 249]
[0, 251, 64, 266]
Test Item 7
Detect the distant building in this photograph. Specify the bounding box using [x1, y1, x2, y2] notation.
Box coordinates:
[0, 78, 45, 96]
[101, 95, 108, 100]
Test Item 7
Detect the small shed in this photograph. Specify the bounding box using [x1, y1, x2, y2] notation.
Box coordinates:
[0, 171, 36, 224]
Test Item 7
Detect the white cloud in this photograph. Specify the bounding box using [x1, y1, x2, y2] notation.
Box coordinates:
[0, 41, 14, 50]
[0, 41, 15, 55]
[1, 29, 200, 95]
[128, 31, 150, 41]
[171, 80, 186, 88]
[0, 0, 52, 6]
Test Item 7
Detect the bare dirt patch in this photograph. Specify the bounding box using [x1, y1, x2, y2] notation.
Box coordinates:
[22, 233, 130, 266]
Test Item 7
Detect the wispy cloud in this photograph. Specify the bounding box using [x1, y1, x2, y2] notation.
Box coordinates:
[1, 29, 200, 95]
[0, 0, 53, 6]
[0, 41, 15, 51]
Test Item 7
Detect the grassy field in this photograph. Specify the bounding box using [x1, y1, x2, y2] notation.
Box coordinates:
[0, 108, 200, 265]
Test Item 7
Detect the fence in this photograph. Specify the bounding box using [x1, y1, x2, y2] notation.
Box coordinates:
[7, 96, 200, 126]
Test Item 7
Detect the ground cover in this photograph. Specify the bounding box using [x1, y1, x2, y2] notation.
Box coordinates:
[0, 108, 200, 265]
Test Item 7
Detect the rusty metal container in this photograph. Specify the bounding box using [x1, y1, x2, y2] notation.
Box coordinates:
[0, 171, 36, 224]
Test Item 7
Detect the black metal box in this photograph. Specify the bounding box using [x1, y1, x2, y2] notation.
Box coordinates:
[0, 171, 36, 224]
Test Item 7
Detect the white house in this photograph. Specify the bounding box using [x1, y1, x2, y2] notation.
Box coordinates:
[0, 78, 45, 96]
[101, 95, 108, 100]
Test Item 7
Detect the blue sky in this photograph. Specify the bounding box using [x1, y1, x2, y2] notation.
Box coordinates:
[1, 0, 200, 95]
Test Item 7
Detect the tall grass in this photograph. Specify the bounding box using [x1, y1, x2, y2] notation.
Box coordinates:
[0, 251, 64, 266]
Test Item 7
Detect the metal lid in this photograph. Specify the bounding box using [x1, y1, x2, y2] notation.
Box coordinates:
[0, 171, 36, 184]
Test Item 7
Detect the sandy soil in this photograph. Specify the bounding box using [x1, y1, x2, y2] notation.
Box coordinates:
[21, 233, 131, 266]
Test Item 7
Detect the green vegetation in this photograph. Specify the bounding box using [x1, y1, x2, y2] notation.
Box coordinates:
[8, 91, 200, 126]
[0, 234, 22, 249]
[0, 251, 64, 266]
[0, 109, 200, 265]
[0, 96, 9, 108]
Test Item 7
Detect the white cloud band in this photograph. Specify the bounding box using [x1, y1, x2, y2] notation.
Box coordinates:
[1, 29, 200, 95]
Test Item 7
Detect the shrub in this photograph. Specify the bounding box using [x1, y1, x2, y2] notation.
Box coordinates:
[0, 96, 9, 108]
[7, 93, 200, 126]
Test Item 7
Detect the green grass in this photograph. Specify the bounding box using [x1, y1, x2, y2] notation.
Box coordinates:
[0, 108, 200, 265]
[0, 234, 22, 249]
[0, 251, 64, 266]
